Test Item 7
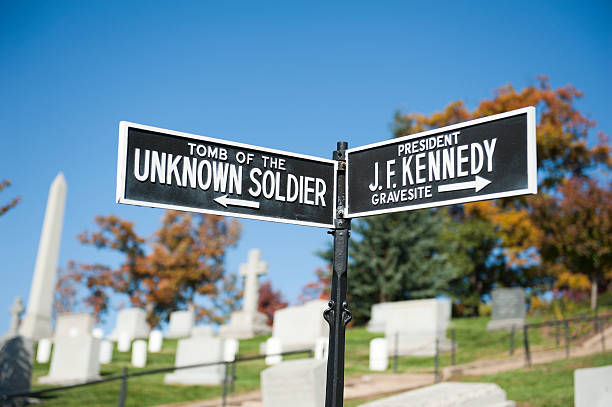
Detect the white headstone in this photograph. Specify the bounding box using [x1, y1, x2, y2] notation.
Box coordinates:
[191, 325, 214, 337]
[357, 382, 514, 407]
[99, 340, 113, 364]
[224, 338, 239, 362]
[55, 313, 95, 339]
[92, 328, 104, 339]
[117, 332, 131, 352]
[110, 308, 149, 341]
[368, 298, 452, 333]
[267, 300, 329, 353]
[261, 359, 326, 407]
[314, 337, 328, 361]
[39, 336, 101, 385]
[574, 365, 612, 407]
[166, 309, 194, 339]
[148, 330, 163, 353]
[164, 336, 226, 385]
[20, 173, 67, 340]
[36, 338, 52, 364]
[131, 340, 147, 368]
[369, 338, 388, 371]
[265, 337, 283, 366]
[219, 249, 272, 339]
[487, 288, 526, 331]
[383, 298, 452, 356]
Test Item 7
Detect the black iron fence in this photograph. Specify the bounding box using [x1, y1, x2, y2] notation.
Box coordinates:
[389, 312, 612, 379]
[1, 349, 313, 407]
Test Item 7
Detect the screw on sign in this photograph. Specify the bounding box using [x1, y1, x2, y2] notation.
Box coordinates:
[116, 107, 537, 407]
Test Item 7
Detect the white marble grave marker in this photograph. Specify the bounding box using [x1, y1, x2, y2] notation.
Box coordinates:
[357, 382, 514, 407]
[261, 359, 326, 407]
[131, 340, 147, 368]
[574, 365, 612, 407]
[224, 338, 239, 362]
[166, 309, 194, 339]
[36, 338, 52, 364]
[99, 340, 113, 364]
[369, 338, 388, 371]
[55, 313, 95, 339]
[39, 336, 101, 385]
[164, 336, 226, 385]
[148, 330, 163, 353]
[268, 300, 329, 353]
[110, 308, 149, 341]
[265, 337, 283, 365]
[92, 328, 104, 339]
[20, 174, 67, 340]
[117, 332, 131, 352]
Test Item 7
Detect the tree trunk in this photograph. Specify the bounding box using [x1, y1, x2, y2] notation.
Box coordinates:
[591, 279, 598, 311]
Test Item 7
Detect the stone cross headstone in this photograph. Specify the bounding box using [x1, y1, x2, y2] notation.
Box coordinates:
[99, 340, 113, 364]
[36, 338, 52, 363]
[164, 336, 226, 385]
[369, 338, 388, 371]
[20, 173, 67, 340]
[6, 297, 24, 338]
[267, 300, 329, 353]
[166, 309, 195, 339]
[148, 330, 163, 353]
[131, 340, 147, 368]
[383, 298, 452, 356]
[487, 288, 526, 331]
[0, 335, 34, 397]
[261, 359, 326, 407]
[265, 337, 283, 366]
[357, 382, 514, 407]
[574, 365, 612, 407]
[110, 308, 149, 341]
[219, 249, 272, 339]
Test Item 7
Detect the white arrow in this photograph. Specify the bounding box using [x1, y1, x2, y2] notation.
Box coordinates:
[438, 176, 492, 193]
[214, 195, 260, 209]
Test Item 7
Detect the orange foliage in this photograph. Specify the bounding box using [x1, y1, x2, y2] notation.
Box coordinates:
[70, 211, 241, 327]
[0, 179, 21, 216]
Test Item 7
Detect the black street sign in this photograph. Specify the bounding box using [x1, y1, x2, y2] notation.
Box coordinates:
[345, 107, 537, 218]
[116, 122, 337, 228]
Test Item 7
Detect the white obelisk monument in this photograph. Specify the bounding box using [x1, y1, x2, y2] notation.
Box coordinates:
[20, 173, 67, 340]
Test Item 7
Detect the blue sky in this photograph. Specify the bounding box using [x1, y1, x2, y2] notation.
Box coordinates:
[1, 1, 610, 334]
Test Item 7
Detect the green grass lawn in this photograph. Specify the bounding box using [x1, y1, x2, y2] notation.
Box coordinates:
[26, 311, 609, 406]
[461, 350, 612, 407]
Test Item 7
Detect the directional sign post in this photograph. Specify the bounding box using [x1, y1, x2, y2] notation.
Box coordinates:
[116, 122, 337, 228]
[345, 107, 537, 218]
[115, 107, 537, 407]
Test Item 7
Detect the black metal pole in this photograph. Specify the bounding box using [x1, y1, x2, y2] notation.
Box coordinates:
[394, 332, 399, 373]
[564, 320, 570, 359]
[523, 325, 531, 366]
[230, 360, 236, 395]
[451, 328, 456, 366]
[117, 367, 128, 407]
[324, 141, 352, 407]
[434, 338, 440, 383]
[222, 362, 229, 407]
[555, 321, 560, 347]
[509, 326, 515, 356]
[601, 319, 606, 352]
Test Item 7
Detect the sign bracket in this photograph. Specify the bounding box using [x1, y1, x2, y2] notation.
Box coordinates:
[324, 141, 352, 407]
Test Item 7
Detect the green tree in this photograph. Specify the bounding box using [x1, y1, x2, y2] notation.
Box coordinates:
[347, 209, 457, 324]
[0, 179, 20, 216]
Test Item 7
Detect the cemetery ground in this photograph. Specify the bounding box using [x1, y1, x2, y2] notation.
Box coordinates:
[27, 307, 611, 407]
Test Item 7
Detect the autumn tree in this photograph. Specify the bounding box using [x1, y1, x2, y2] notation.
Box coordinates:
[72, 211, 241, 327]
[0, 179, 20, 216]
[532, 177, 612, 310]
[258, 281, 288, 326]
